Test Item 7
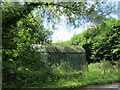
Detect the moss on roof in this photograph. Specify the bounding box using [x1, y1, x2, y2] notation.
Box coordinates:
[31, 45, 85, 53]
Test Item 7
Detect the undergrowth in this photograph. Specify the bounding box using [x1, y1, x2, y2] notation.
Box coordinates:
[44, 60, 119, 88]
[3, 60, 119, 88]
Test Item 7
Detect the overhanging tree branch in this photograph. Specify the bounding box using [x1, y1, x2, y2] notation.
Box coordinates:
[2, 2, 84, 29]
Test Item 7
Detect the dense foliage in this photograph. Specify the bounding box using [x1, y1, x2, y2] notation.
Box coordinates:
[2, 1, 119, 88]
[70, 18, 120, 63]
[2, 2, 54, 87]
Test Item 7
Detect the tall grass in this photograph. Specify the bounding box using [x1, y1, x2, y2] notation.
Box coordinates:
[44, 60, 119, 88]
[3, 60, 119, 88]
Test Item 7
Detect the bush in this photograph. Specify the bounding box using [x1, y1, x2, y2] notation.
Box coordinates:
[71, 18, 120, 63]
[2, 50, 54, 88]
